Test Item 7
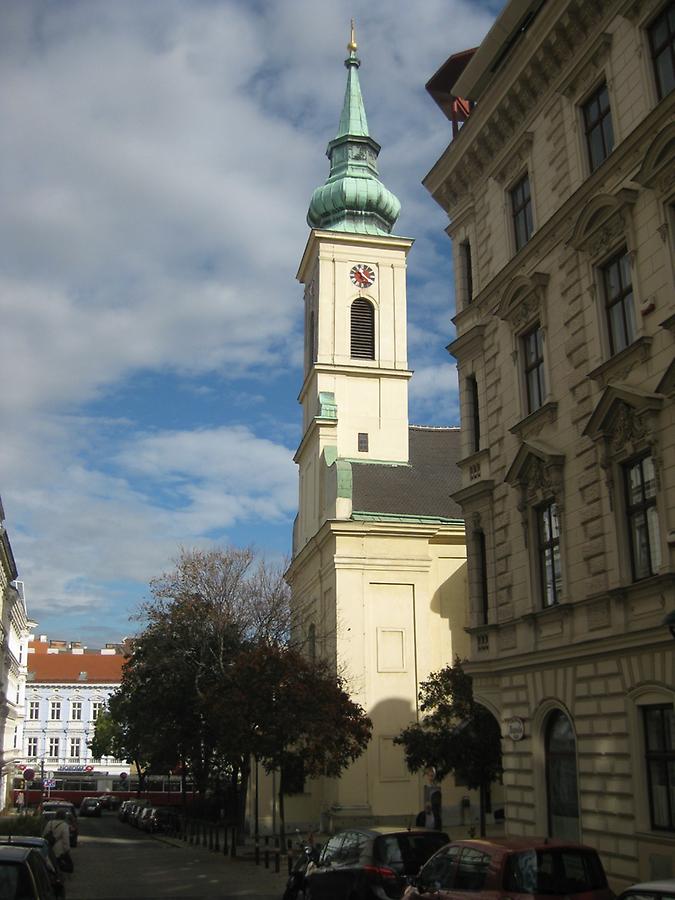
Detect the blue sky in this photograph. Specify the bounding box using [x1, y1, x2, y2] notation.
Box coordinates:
[0, 0, 499, 646]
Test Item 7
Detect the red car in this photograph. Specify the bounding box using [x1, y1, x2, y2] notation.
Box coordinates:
[403, 837, 614, 900]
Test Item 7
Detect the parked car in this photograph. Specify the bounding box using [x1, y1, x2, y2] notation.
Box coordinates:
[118, 800, 133, 822]
[79, 797, 102, 818]
[41, 803, 79, 848]
[145, 806, 180, 834]
[0, 845, 57, 900]
[305, 827, 449, 900]
[0, 837, 65, 899]
[97, 794, 119, 810]
[403, 837, 614, 900]
[128, 801, 150, 827]
[618, 881, 675, 900]
[137, 807, 154, 830]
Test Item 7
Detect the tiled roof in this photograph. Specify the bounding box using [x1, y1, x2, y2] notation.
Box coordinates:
[28, 653, 125, 683]
[351, 426, 464, 521]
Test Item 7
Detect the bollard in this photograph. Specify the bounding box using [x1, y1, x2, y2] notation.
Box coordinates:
[254, 840, 260, 866]
[213, 825, 219, 853]
[202, 822, 207, 848]
[230, 827, 237, 858]
[264, 848, 269, 869]
[275, 850, 280, 874]
[188, 820, 194, 845]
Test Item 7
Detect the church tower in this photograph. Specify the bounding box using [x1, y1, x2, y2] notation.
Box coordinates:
[294, 25, 414, 552]
[285, 27, 468, 833]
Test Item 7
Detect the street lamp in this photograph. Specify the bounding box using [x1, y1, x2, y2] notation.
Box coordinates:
[663, 610, 675, 640]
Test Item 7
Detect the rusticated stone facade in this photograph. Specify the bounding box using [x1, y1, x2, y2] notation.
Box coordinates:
[425, 0, 674, 888]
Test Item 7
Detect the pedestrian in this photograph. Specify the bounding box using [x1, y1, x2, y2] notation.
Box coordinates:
[415, 802, 437, 829]
[15, 791, 25, 815]
[43, 809, 74, 874]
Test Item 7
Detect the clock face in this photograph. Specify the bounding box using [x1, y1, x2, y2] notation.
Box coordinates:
[350, 264, 375, 288]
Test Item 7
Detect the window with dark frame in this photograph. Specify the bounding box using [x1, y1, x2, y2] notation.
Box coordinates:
[357, 432, 369, 452]
[350, 298, 375, 359]
[522, 324, 546, 413]
[461, 240, 474, 304]
[26, 737, 38, 757]
[467, 375, 480, 453]
[643, 704, 675, 831]
[537, 501, 561, 607]
[602, 249, 636, 355]
[511, 174, 534, 252]
[28, 701, 39, 720]
[624, 454, 661, 580]
[649, 2, 675, 100]
[582, 82, 614, 171]
[50, 700, 61, 720]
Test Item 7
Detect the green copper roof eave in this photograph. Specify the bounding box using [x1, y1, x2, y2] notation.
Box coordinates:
[351, 511, 465, 525]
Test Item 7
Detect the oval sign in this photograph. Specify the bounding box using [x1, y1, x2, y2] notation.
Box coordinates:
[507, 716, 525, 741]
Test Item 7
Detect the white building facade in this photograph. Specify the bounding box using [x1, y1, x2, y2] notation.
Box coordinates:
[0, 501, 32, 808]
[22, 636, 127, 782]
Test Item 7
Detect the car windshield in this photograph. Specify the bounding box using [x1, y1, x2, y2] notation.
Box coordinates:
[504, 849, 608, 895]
[375, 833, 449, 875]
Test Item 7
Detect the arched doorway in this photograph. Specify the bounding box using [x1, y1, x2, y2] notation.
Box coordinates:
[545, 710, 580, 840]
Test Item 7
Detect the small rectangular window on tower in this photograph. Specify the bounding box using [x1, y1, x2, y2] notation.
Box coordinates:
[358, 433, 369, 452]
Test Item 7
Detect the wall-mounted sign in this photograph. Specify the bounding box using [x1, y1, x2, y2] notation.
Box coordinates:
[506, 716, 525, 741]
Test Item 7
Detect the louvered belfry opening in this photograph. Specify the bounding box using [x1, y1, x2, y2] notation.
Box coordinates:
[351, 298, 375, 359]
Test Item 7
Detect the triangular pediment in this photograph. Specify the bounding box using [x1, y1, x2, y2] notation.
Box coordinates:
[505, 439, 564, 486]
[583, 384, 663, 441]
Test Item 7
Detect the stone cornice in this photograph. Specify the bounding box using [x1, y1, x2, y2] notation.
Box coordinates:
[424, 0, 613, 207]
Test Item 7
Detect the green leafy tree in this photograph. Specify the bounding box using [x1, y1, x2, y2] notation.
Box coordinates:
[239, 642, 372, 841]
[395, 657, 502, 836]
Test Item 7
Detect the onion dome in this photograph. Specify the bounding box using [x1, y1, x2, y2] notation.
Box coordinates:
[307, 24, 401, 235]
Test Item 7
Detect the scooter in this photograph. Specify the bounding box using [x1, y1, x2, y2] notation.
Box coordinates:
[282, 837, 322, 900]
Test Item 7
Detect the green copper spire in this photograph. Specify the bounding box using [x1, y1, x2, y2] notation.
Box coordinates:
[307, 23, 401, 236]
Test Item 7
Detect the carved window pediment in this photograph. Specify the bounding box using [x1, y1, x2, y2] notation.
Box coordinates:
[635, 121, 675, 193]
[498, 271, 549, 327]
[583, 384, 663, 458]
[569, 189, 638, 258]
[656, 358, 675, 397]
[505, 440, 565, 506]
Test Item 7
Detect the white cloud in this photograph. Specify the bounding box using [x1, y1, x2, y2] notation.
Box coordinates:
[0, 0, 495, 637]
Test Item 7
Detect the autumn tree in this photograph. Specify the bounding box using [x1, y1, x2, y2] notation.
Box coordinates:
[395, 658, 502, 836]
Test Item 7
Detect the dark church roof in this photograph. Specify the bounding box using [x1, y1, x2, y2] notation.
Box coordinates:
[350, 426, 464, 522]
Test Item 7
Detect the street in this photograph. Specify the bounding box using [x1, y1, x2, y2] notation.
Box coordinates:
[67, 812, 286, 899]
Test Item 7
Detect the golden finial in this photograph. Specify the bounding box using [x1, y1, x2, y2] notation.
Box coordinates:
[348, 18, 357, 53]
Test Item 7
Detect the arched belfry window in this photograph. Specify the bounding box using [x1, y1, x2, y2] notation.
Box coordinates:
[545, 710, 580, 840]
[350, 298, 375, 360]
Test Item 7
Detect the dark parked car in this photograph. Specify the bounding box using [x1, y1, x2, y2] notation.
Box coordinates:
[118, 800, 133, 822]
[0, 845, 57, 900]
[403, 837, 614, 900]
[144, 806, 179, 834]
[41, 802, 78, 847]
[128, 801, 150, 827]
[79, 797, 102, 817]
[305, 827, 449, 899]
[618, 881, 675, 900]
[0, 837, 65, 899]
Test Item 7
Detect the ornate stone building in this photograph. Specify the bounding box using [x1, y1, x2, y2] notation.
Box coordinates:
[424, 0, 674, 887]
